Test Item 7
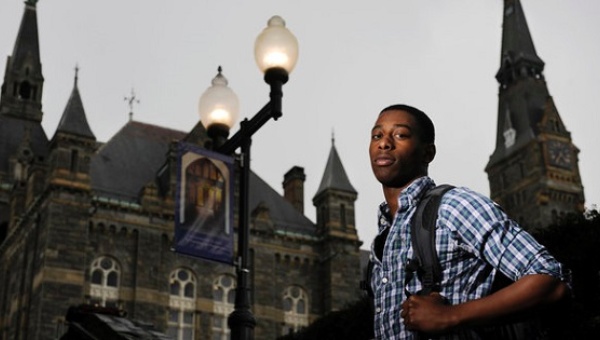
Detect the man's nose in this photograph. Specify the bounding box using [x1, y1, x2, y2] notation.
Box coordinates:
[378, 136, 392, 149]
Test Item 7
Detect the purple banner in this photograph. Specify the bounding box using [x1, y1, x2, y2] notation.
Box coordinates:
[174, 142, 234, 265]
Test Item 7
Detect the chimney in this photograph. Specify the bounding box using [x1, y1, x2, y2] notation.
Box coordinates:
[283, 166, 305, 214]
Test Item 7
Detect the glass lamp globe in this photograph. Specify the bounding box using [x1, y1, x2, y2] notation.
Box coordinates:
[254, 15, 299, 74]
[199, 67, 240, 130]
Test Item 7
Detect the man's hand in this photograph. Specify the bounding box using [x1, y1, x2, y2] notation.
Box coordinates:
[401, 292, 456, 333]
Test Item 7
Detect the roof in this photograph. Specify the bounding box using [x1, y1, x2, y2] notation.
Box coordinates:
[90, 121, 185, 200]
[249, 171, 315, 235]
[10, 2, 41, 73]
[314, 138, 356, 197]
[499, 0, 544, 68]
[54, 73, 95, 139]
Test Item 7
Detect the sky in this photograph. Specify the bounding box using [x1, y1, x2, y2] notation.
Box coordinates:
[1, 0, 599, 250]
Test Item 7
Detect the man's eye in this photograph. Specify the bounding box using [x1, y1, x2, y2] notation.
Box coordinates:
[371, 134, 381, 140]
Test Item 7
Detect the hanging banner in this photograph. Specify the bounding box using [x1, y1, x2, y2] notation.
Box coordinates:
[174, 142, 234, 265]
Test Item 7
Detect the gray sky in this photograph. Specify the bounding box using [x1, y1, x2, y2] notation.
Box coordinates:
[1, 0, 599, 250]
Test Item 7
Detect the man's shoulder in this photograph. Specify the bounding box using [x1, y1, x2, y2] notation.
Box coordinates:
[436, 185, 507, 221]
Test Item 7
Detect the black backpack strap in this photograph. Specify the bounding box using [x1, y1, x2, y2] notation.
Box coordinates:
[407, 184, 454, 296]
[360, 259, 375, 298]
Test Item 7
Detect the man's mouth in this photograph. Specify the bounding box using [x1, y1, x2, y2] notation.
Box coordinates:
[373, 156, 394, 166]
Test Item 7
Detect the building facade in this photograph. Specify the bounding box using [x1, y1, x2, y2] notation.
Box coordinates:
[486, 0, 585, 230]
[0, 2, 363, 339]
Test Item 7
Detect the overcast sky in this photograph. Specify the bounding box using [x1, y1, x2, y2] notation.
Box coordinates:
[1, 0, 598, 250]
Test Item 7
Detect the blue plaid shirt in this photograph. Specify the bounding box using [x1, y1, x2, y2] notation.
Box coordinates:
[370, 176, 567, 340]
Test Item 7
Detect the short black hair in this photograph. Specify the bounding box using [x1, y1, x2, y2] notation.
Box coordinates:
[379, 104, 435, 144]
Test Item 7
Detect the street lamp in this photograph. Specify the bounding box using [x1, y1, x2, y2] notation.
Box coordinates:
[198, 15, 298, 340]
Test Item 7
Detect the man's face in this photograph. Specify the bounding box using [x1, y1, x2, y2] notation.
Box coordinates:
[369, 109, 433, 188]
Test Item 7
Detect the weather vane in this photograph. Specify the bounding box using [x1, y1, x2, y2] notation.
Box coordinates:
[124, 88, 140, 121]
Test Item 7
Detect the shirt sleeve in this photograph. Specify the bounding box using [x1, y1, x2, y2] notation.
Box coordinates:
[439, 187, 568, 282]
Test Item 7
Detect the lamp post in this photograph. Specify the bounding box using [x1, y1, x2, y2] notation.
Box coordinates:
[199, 15, 298, 340]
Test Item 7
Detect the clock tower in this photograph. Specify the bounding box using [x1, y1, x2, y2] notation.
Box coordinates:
[485, 0, 585, 230]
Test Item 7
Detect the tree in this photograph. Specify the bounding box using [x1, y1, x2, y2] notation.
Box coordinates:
[532, 208, 600, 338]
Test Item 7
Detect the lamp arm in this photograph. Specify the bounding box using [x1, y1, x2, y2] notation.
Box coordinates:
[217, 102, 272, 155]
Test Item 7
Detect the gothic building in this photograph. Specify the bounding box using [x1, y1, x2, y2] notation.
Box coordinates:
[486, 0, 585, 230]
[0, 2, 363, 339]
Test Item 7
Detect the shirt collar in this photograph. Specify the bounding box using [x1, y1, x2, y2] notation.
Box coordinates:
[377, 176, 435, 231]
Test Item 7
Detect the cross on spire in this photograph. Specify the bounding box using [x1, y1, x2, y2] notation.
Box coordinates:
[124, 88, 140, 121]
[74, 64, 79, 87]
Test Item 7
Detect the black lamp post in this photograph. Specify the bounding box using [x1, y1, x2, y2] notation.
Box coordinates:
[198, 15, 299, 340]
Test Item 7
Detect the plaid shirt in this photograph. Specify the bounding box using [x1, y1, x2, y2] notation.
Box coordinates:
[370, 176, 567, 340]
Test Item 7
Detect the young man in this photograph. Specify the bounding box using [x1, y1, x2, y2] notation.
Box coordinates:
[368, 104, 569, 339]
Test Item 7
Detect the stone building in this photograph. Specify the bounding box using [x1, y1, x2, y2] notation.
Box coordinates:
[0, 2, 363, 339]
[486, 0, 586, 230]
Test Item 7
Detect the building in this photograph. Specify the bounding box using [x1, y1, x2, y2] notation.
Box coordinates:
[486, 0, 585, 230]
[0, 2, 363, 339]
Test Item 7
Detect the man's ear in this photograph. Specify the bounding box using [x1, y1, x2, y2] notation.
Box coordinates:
[424, 144, 436, 164]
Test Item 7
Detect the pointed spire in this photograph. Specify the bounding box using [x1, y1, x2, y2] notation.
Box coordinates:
[0, 0, 44, 121]
[11, 1, 42, 73]
[496, 0, 544, 85]
[55, 66, 95, 139]
[315, 137, 356, 196]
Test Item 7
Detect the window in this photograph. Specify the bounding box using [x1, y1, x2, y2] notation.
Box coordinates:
[167, 268, 196, 340]
[70, 149, 79, 173]
[282, 286, 309, 334]
[340, 204, 347, 230]
[212, 274, 236, 340]
[89, 256, 120, 307]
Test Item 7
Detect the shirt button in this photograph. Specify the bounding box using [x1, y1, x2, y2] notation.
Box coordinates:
[375, 307, 382, 313]
[382, 277, 388, 284]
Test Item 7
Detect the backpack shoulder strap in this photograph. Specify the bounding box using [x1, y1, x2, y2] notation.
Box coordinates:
[410, 184, 454, 295]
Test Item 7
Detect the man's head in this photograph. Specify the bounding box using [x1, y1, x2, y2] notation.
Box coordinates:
[369, 104, 436, 189]
[379, 104, 435, 144]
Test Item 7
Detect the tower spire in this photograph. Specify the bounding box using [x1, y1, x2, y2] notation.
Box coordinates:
[486, 0, 585, 230]
[496, 0, 544, 87]
[0, 0, 44, 121]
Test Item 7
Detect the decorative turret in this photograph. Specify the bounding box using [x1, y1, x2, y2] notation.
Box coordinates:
[312, 135, 358, 239]
[47, 67, 96, 191]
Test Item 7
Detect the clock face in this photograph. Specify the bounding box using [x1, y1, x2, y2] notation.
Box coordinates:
[547, 140, 573, 169]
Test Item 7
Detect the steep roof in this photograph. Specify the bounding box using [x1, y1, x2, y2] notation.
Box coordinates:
[54, 71, 95, 139]
[90, 121, 185, 200]
[249, 171, 314, 235]
[314, 137, 356, 197]
[10, 1, 41, 74]
[498, 0, 544, 73]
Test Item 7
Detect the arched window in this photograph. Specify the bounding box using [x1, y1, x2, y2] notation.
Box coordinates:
[212, 274, 236, 340]
[282, 285, 309, 334]
[89, 256, 120, 308]
[167, 268, 196, 340]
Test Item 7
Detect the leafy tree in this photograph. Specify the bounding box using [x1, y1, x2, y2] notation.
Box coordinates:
[532, 208, 600, 338]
